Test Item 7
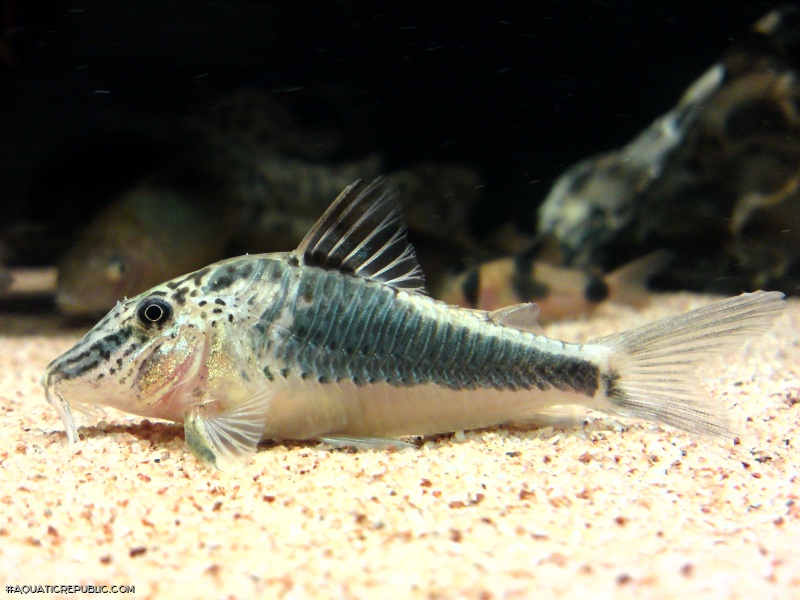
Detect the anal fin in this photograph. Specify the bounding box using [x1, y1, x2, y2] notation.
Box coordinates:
[505, 404, 588, 430]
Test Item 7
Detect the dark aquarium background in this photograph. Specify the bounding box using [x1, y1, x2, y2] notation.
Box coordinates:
[0, 0, 793, 309]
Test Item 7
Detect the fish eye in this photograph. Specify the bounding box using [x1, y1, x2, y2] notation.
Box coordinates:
[105, 255, 127, 283]
[136, 297, 173, 327]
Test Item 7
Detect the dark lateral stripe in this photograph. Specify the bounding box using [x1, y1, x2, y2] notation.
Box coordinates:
[55, 326, 134, 379]
[269, 269, 600, 396]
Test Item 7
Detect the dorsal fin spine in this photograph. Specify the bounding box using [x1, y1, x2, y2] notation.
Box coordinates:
[295, 176, 427, 293]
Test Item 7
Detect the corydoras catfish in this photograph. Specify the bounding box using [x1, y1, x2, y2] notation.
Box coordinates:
[435, 250, 671, 321]
[42, 178, 785, 469]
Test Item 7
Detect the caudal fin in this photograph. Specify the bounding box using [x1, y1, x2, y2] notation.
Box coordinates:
[590, 291, 785, 435]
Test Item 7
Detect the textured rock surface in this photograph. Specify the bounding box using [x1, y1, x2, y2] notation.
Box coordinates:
[538, 6, 800, 294]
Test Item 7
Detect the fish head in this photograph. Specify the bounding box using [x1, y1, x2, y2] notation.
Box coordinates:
[42, 257, 265, 441]
[56, 214, 171, 318]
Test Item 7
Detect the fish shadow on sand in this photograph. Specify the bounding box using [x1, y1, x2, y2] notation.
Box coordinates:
[60, 419, 396, 455]
[64, 419, 182, 447]
[59, 419, 511, 457]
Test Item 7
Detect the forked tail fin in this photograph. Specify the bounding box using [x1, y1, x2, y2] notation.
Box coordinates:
[590, 291, 785, 435]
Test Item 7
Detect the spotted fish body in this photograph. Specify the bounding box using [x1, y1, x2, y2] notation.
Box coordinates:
[43, 178, 785, 468]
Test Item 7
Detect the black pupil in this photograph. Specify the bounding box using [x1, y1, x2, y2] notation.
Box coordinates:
[138, 298, 172, 325]
[144, 304, 164, 322]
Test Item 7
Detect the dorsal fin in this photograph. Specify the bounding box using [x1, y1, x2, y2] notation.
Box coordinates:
[294, 177, 426, 293]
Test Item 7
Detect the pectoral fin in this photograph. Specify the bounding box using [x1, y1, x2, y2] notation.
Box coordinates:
[184, 388, 272, 469]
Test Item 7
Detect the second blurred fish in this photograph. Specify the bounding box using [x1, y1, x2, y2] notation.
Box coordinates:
[56, 147, 382, 318]
[435, 249, 671, 321]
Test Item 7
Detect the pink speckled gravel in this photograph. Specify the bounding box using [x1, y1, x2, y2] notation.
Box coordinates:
[0, 294, 798, 599]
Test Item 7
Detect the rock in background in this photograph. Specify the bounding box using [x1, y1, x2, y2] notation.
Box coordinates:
[538, 4, 800, 294]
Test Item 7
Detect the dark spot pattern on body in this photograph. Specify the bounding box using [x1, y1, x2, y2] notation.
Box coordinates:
[166, 268, 210, 291]
[208, 275, 233, 292]
[205, 261, 258, 293]
[237, 262, 254, 281]
[191, 267, 211, 287]
[172, 286, 191, 306]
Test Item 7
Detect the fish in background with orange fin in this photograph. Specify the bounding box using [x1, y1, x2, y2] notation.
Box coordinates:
[435, 243, 671, 321]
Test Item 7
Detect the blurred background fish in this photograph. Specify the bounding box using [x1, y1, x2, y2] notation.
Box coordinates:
[435, 249, 671, 320]
[53, 118, 484, 317]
